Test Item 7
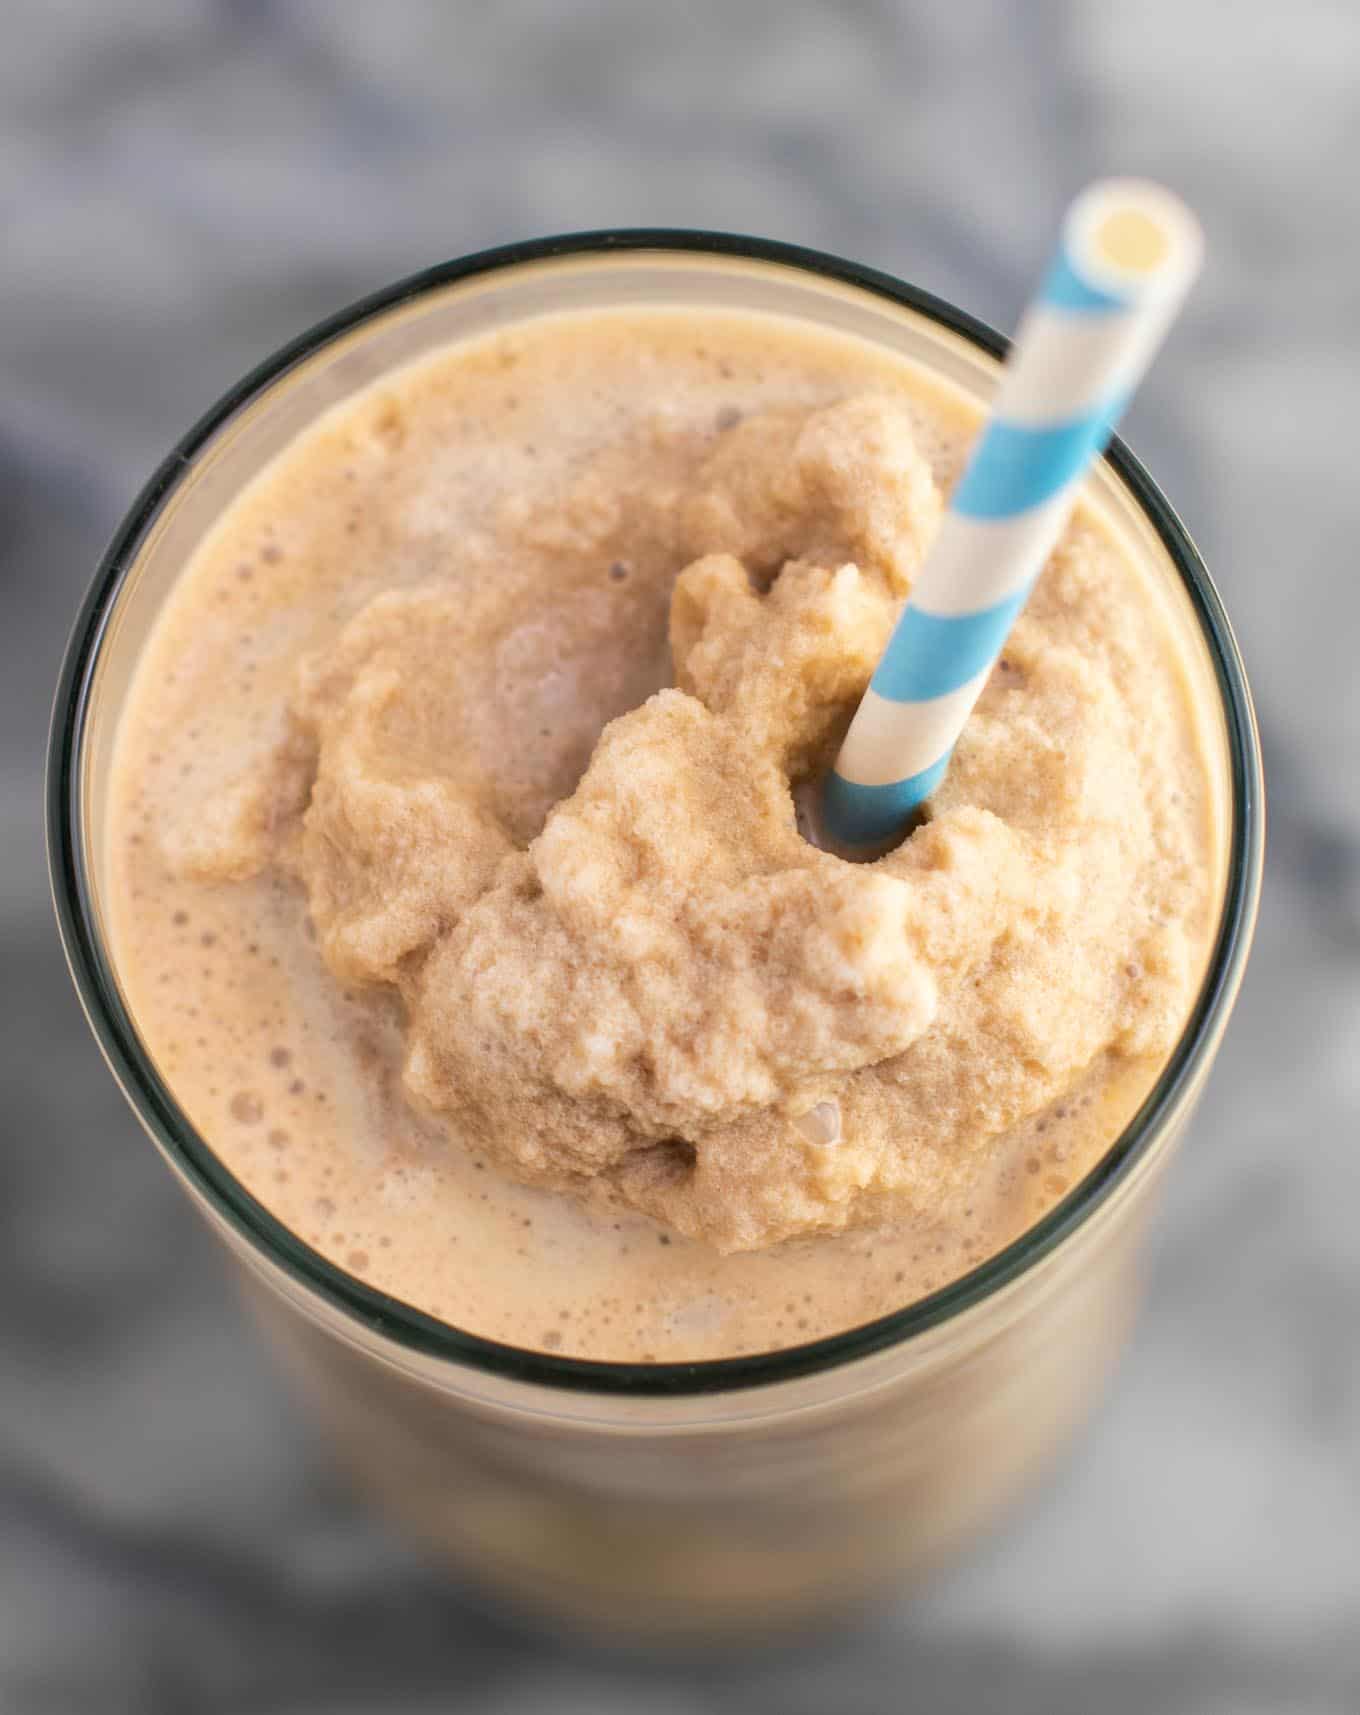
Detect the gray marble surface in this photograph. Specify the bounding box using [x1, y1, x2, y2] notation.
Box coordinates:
[3, 2, 1357, 1709]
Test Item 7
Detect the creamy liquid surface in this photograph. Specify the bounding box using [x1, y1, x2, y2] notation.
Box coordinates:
[107, 306, 1219, 1362]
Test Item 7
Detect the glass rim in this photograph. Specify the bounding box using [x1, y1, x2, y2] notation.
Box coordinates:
[47, 228, 1265, 1399]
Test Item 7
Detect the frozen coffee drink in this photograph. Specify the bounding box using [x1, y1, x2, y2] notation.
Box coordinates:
[55, 241, 1259, 1630]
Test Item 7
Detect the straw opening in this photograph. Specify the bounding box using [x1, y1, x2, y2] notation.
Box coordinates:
[1064, 178, 1204, 299]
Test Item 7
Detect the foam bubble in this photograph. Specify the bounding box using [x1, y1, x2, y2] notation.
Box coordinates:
[794, 1100, 841, 1147]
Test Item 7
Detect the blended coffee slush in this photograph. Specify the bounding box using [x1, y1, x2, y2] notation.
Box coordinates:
[107, 301, 1216, 1357]
[60, 204, 1258, 1630]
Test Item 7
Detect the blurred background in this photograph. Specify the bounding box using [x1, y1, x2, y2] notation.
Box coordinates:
[4, 2, 1357, 1710]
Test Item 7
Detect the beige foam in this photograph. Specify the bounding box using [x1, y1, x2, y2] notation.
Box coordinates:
[105, 306, 1218, 1360]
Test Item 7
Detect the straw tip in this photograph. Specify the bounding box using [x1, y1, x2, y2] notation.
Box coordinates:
[818, 762, 945, 853]
[1065, 179, 1204, 300]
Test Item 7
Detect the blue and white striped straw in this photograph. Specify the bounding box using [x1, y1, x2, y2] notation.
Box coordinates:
[822, 179, 1203, 847]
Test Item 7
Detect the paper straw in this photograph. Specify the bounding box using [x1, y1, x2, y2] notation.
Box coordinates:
[822, 179, 1203, 847]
